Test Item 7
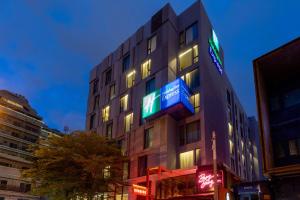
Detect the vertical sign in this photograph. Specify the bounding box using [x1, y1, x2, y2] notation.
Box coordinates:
[142, 89, 161, 119]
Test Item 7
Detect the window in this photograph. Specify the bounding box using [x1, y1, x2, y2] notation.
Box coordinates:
[92, 79, 99, 94]
[122, 54, 130, 72]
[145, 78, 156, 95]
[185, 23, 198, 44]
[93, 95, 99, 110]
[144, 127, 153, 149]
[106, 123, 113, 139]
[147, 35, 157, 54]
[181, 68, 200, 90]
[227, 90, 231, 105]
[284, 89, 300, 108]
[289, 140, 299, 156]
[179, 121, 200, 145]
[117, 139, 126, 156]
[109, 84, 116, 100]
[179, 150, 194, 169]
[10, 143, 18, 149]
[190, 93, 200, 113]
[195, 149, 200, 165]
[120, 94, 128, 112]
[20, 183, 31, 192]
[138, 155, 147, 176]
[141, 59, 151, 79]
[123, 162, 130, 180]
[124, 113, 133, 132]
[126, 71, 136, 88]
[103, 166, 111, 179]
[90, 114, 95, 129]
[105, 69, 112, 85]
[0, 180, 7, 188]
[102, 106, 110, 122]
[179, 45, 199, 70]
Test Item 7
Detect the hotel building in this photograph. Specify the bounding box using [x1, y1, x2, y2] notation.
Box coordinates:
[0, 90, 61, 200]
[254, 37, 300, 199]
[86, 1, 261, 199]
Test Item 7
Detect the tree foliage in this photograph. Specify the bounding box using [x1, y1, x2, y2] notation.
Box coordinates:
[23, 131, 128, 200]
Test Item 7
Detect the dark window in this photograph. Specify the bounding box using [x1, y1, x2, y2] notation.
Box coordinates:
[151, 9, 162, 33]
[93, 95, 99, 110]
[90, 114, 95, 129]
[144, 127, 153, 149]
[0, 180, 7, 187]
[179, 31, 185, 47]
[145, 78, 156, 95]
[9, 143, 18, 149]
[20, 183, 31, 193]
[147, 35, 157, 54]
[284, 89, 300, 108]
[92, 79, 99, 94]
[106, 123, 113, 139]
[138, 155, 147, 177]
[122, 54, 130, 72]
[105, 69, 112, 85]
[185, 23, 198, 44]
[227, 90, 231, 105]
[109, 84, 116, 100]
[179, 121, 200, 145]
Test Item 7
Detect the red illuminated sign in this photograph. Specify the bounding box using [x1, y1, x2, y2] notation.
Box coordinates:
[197, 170, 223, 192]
[132, 184, 148, 196]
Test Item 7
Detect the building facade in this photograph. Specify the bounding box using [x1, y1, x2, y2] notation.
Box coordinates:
[0, 90, 61, 200]
[86, 1, 260, 199]
[253, 37, 300, 200]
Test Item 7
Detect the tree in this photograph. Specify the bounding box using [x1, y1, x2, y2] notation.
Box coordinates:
[23, 131, 128, 200]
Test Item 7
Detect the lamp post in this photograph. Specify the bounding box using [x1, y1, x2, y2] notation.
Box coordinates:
[212, 131, 219, 200]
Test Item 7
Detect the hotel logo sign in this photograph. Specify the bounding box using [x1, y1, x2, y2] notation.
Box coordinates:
[209, 29, 223, 75]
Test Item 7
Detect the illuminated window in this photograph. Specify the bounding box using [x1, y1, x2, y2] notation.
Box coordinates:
[195, 149, 200, 165]
[190, 93, 200, 113]
[229, 139, 234, 155]
[141, 59, 151, 79]
[109, 84, 115, 100]
[126, 71, 135, 88]
[144, 127, 153, 149]
[147, 35, 157, 54]
[102, 106, 110, 122]
[103, 165, 111, 179]
[179, 150, 194, 169]
[120, 95, 128, 113]
[228, 122, 233, 137]
[124, 113, 133, 132]
[179, 48, 192, 70]
[181, 68, 199, 90]
[122, 54, 130, 72]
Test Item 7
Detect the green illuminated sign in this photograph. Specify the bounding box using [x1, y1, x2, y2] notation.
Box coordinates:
[142, 89, 161, 119]
[209, 29, 222, 65]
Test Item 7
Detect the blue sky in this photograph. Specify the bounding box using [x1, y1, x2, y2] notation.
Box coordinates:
[0, 0, 299, 132]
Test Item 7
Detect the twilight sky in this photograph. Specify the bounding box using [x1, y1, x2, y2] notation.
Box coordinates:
[0, 0, 299, 132]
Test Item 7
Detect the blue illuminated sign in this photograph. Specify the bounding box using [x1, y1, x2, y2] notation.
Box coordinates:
[142, 78, 194, 118]
[209, 46, 223, 75]
[209, 29, 223, 75]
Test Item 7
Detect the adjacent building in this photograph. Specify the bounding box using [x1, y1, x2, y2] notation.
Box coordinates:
[0, 90, 61, 200]
[253, 37, 300, 199]
[86, 1, 261, 199]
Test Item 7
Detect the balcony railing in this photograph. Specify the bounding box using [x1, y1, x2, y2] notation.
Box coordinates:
[0, 184, 31, 193]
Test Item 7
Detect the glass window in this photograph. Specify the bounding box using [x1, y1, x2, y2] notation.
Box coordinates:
[120, 94, 128, 113]
[144, 127, 153, 149]
[109, 84, 115, 100]
[147, 35, 157, 54]
[102, 106, 110, 122]
[185, 23, 198, 44]
[179, 45, 198, 70]
[122, 54, 130, 72]
[284, 89, 300, 108]
[126, 71, 135, 88]
[195, 149, 200, 165]
[103, 165, 111, 179]
[138, 155, 147, 176]
[186, 121, 199, 144]
[123, 162, 129, 180]
[92, 79, 99, 94]
[105, 69, 112, 85]
[190, 93, 200, 113]
[106, 122, 113, 139]
[90, 114, 95, 129]
[93, 95, 99, 110]
[179, 150, 194, 169]
[179, 31, 185, 47]
[227, 90, 231, 105]
[124, 113, 133, 132]
[181, 68, 199, 90]
[145, 78, 156, 95]
[141, 59, 151, 79]
[289, 140, 299, 156]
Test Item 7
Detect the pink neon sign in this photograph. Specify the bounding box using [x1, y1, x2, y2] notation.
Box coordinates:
[197, 170, 223, 191]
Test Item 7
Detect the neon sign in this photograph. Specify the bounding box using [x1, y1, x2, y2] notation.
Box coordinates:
[208, 29, 223, 75]
[142, 78, 194, 119]
[132, 184, 147, 196]
[197, 170, 223, 192]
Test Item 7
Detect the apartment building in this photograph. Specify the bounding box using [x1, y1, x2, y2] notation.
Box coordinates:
[254, 37, 300, 200]
[86, 1, 260, 199]
[0, 90, 61, 200]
